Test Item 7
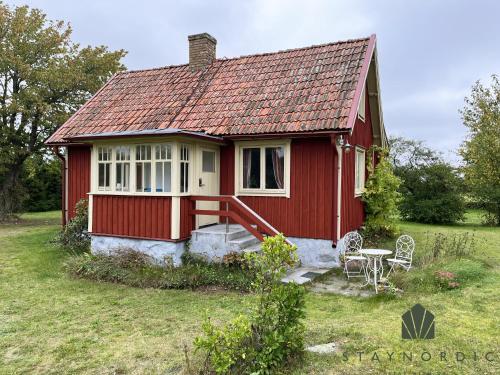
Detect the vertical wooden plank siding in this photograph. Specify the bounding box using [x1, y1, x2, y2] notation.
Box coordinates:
[67, 146, 91, 220]
[220, 138, 334, 240]
[179, 197, 194, 239]
[92, 195, 172, 240]
[340, 89, 374, 236]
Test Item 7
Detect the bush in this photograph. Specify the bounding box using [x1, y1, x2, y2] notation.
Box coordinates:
[398, 163, 466, 224]
[53, 199, 90, 253]
[194, 234, 305, 374]
[362, 147, 402, 239]
[434, 271, 460, 290]
[65, 248, 254, 291]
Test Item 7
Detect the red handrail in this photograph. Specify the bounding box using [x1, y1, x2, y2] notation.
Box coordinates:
[189, 195, 290, 244]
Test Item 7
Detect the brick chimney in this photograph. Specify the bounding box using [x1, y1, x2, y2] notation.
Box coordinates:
[188, 33, 217, 71]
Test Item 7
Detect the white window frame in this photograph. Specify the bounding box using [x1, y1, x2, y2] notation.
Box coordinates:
[355, 146, 366, 197]
[135, 144, 152, 193]
[91, 141, 194, 196]
[115, 146, 131, 192]
[234, 140, 291, 197]
[97, 146, 112, 191]
[154, 144, 172, 193]
[179, 144, 190, 193]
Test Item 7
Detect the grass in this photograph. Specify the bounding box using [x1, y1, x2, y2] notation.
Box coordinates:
[0, 211, 499, 374]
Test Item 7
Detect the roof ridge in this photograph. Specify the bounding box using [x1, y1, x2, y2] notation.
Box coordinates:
[118, 35, 372, 76]
[217, 35, 371, 62]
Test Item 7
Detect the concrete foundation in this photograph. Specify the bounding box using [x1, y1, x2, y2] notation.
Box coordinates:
[288, 237, 340, 268]
[91, 235, 186, 267]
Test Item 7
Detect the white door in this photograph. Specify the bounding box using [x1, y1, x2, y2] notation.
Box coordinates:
[196, 147, 220, 228]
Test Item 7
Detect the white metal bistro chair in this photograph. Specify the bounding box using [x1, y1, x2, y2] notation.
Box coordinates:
[386, 235, 415, 276]
[340, 231, 367, 279]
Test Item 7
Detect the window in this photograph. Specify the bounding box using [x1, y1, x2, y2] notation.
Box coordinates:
[115, 146, 130, 191]
[180, 144, 190, 193]
[355, 147, 366, 196]
[97, 147, 112, 190]
[136, 145, 152, 192]
[202, 150, 215, 173]
[155, 144, 172, 192]
[237, 142, 290, 196]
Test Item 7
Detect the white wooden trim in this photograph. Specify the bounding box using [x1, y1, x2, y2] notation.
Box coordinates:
[234, 139, 291, 198]
[354, 146, 366, 197]
[88, 194, 93, 232]
[171, 196, 180, 239]
[335, 141, 343, 242]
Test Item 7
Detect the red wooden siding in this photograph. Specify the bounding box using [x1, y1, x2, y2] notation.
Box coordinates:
[67, 146, 91, 220]
[220, 138, 335, 240]
[92, 195, 172, 240]
[340, 88, 374, 236]
[180, 197, 195, 239]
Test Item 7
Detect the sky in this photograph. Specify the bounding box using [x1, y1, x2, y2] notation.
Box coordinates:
[8, 0, 500, 163]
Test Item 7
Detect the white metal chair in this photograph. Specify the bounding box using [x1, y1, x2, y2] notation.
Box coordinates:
[340, 231, 367, 279]
[386, 235, 415, 275]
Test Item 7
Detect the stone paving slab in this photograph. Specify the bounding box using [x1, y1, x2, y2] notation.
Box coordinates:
[309, 272, 375, 297]
[305, 342, 337, 354]
[281, 267, 331, 285]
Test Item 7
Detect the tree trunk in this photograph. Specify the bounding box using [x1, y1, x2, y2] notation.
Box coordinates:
[0, 159, 27, 219]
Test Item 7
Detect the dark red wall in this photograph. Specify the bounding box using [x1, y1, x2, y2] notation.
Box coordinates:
[340, 90, 374, 236]
[67, 146, 91, 220]
[92, 195, 172, 240]
[220, 138, 335, 240]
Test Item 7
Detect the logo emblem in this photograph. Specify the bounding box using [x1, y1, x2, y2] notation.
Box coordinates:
[402, 304, 435, 339]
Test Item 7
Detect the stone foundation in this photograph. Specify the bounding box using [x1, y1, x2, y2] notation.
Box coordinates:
[288, 237, 340, 268]
[91, 235, 186, 267]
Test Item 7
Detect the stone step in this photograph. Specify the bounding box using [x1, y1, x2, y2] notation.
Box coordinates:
[242, 242, 262, 253]
[228, 234, 260, 250]
[191, 224, 251, 241]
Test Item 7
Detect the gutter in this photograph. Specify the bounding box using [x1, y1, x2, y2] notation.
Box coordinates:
[335, 137, 343, 243]
[52, 146, 68, 226]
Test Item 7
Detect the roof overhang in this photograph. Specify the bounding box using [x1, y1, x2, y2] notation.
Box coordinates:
[346, 34, 387, 148]
[48, 128, 226, 145]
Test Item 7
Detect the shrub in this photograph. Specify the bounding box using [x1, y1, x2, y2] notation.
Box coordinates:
[53, 199, 90, 253]
[65, 248, 255, 291]
[362, 147, 402, 239]
[194, 234, 305, 374]
[434, 271, 460, 290]
[398, 163, 466, 224]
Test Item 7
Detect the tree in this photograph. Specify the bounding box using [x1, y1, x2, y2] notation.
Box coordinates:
[459, 75, 500, 225]
[0, 3, 126, 218]
[21, 154, 61, 212]
[389, 135, 441, 171]
[362, 147, 402, 239]
[399, 163, 465, 224]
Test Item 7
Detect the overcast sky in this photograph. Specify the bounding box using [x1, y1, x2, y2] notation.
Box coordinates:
[9, 0, 500, 162]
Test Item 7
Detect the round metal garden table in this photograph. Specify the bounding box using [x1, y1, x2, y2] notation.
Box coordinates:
[359, 249, 392, 294]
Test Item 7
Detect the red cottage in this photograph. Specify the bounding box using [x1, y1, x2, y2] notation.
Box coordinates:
[47, 33, 387, 267]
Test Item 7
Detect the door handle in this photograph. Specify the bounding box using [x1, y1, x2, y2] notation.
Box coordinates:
[199, 178, 205, 187]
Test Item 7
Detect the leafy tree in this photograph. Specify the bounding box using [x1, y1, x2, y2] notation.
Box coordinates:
[0, 3, 126, 218]
[21, 154, 61, 212]
[389, 136, 441, 170]
[362, 147, 402, 239]
[399, 163, 465, 224]
[459, 75, 500, 225]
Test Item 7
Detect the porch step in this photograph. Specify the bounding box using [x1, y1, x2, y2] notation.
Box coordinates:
[191, 224, 255, 241]
[228, 234, 260, 250]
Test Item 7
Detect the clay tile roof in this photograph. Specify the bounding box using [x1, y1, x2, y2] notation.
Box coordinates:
[47, 35, 375, 144]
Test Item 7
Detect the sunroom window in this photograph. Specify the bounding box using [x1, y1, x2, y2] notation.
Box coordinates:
[155, 144, 172, 192]
[115, 146, 130, 192]
[136, 145, 152, 192]
[97, 147, 112, 191]
[180, 144, 190, 193]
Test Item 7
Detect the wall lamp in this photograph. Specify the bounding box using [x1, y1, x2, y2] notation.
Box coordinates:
[336, 135, 352, 153]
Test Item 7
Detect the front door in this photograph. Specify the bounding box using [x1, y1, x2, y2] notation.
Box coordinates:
[196, 147, 220, 228]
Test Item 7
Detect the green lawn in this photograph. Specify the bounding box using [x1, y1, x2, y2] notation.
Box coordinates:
[0, 211, 498, 374]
